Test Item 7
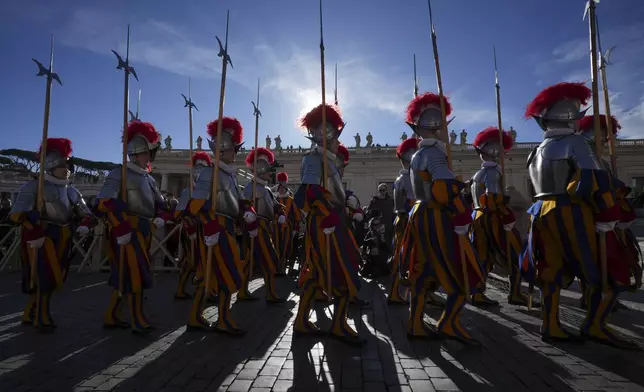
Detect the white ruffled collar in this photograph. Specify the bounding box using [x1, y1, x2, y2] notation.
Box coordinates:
[419, 138, 447, 155]
[399, 169, 409, 175]
[45, 173, 70, 185]
[127, 161, 149, 175]
[544, 128, 575, 139]
[481, 161, 497, 168]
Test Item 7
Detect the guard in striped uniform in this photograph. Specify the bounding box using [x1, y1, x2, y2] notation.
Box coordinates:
[399, 92, 484, 344]
[173, 151, 212, 299]
[293, 103, 364, 345]
[389, 138, 418, 305]
[10, 138, 93, 331]
[239, 147, 285, 303]
[470, 127, 528, 307]
[274, 172, 302, 275]
[577, 115, 642, 312]
[96, 121, 170, 334]
[182, 117, 257, 334]
[521, 82, 634, 348]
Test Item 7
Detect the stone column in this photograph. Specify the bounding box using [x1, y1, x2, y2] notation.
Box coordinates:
[160, 173, 169, 192]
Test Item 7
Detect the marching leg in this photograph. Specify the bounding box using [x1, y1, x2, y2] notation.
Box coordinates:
[294, 280, 320, 336]
[540, 283, 577, 342]
[174, 262, 193, 300]
[407, 281, 438, 339]
[215, 290, 245, 335]
[330, 288, 365, 346]
[437, 293, 480, 346]
[103, 289, 128, 329]
[22, 293, 36, 325]
[581, 288, 637, 349]
[128, 292, 151, 335]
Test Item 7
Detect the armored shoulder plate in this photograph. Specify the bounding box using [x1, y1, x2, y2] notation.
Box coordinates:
[410, 146, 455, 201]
[528, 135, 601, 198]
[470, 167, 502, 209]
[192, 166, 240, 218]
[175, 187, 190, 212]
[300, 151, 322, 185]
[40, 180, 74, 225]
[146, 175, 165, 207]
[393, 175, 407, 213]
[97, 168, 122, 200]
[10, 180, 38, 216]
[68, 185, 93, 219]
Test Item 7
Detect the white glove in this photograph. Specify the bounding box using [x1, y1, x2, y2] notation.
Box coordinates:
[205, 233, 220, 247]
[243, 211, 257, 224]
[278, 215, 286, 224]
[117, 232, 132, 245]
[503, 222, 515, 232]
[354, 212, 364, 222]
[617, 221, 633, 230]
[596, 221, 617, 233]
[76, 226, 90, 237]
[27, 237, 45, 249]
[249, 229, 258, 238]
[302, 210, 308, 218]
[323, 227, 335, 235]
[153, 217, 165, 229]
[188, 233, 197, 240]
[453, 224, 470, 236]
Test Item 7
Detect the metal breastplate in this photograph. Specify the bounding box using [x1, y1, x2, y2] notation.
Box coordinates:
[528, 138, 576, 198]
[410, 146, 454, 202]
[125, 170, 157, 218]
[194, 167, 241, 219]
[176, 187, 190, 212]
[393, 175, 407, 213]
[470, 167, 502, 209]
[327, 166, 345, 209]
[300, 151, 345, 208]
[255, 184, 276, 220]
[41, 181, 73, 225]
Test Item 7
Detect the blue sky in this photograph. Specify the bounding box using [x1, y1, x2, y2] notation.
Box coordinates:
[1, 0, 643, 163]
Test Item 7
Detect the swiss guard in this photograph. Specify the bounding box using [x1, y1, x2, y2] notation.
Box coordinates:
[173, 151, 212, 300]
[399, 92, 483, 344]
[182, 117, 256, 335]
[521, 82, 635, 348]
[239, 147, 285, 303]
[10, 138, 93, 331]
[577, 115, 642, 310]
[389, 137, 419, 305]
[96, 121, 169, 334]
[470, 127, 528, 307]
[274, 172, 302, 276]
[293, 103, 364, 345]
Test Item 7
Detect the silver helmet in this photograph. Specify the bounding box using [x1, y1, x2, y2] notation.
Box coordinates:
[298, 104, 345, 146]
[206, 117, 244, 154]
[125, 121, 161, 160]
[40, 138, 73, 172]
[524, 82, 591, 131]
[405, 92, 453, 136]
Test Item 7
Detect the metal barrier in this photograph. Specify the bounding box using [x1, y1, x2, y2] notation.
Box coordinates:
[0, 220, 184, 274]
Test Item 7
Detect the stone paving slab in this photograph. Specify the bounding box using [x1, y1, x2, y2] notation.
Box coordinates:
[1, 271, 644, 391]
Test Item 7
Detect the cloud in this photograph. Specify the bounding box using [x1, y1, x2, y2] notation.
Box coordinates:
[534, 22, 644, 139]
[57, 8, 253, 88]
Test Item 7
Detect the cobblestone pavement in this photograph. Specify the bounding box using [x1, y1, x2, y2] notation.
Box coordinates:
[1, 272, 644, 392]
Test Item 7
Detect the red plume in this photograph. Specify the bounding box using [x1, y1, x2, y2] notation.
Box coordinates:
[277, 172, 288, 183]
[297, 103, 345, 130]
[245, 147, 275, 168]
[396, 138, 419, 158]
[37, 138, 73, 160]
[473, 126, 513, 152]
[126, 121, 160, 143]
[191, 151, 212, 166]
[578, 115, 621, 135]
[524, 82, 591, 119]
[336, 144, 350, 164]
[207, 117, 243, 145]
[405, 92, 452, 123]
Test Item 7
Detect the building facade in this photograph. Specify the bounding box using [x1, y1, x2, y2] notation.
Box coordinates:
[2, 139, 644, 205]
